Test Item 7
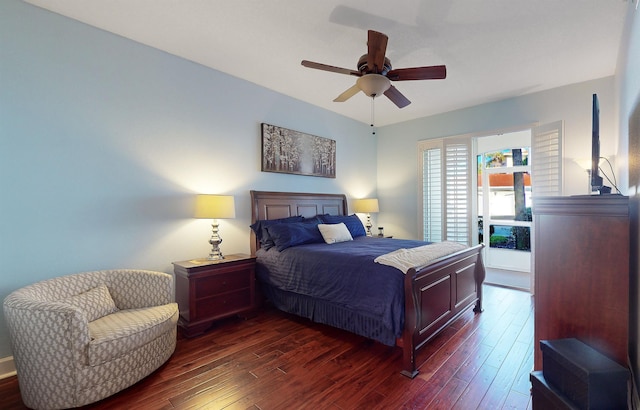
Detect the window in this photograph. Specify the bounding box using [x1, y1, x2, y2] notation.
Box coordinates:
[419, 122, 562, 252]
[531, 121, 563, 197]
[418, 138, 471, 245]
[478, 148, 532, 253]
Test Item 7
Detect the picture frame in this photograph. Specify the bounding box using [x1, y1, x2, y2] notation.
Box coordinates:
[261, 123, 336, 178]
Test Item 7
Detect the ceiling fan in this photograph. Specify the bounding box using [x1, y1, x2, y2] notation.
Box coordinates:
[301, 30, 446, 109]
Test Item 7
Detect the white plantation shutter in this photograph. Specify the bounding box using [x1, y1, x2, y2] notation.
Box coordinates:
[444, 140, 471, 244]
[531, 121, 563, 196]
[418, 138, 471, 245]
[421, 143, 443, 242]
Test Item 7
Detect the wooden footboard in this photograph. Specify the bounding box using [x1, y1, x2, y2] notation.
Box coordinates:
[400, 244, 485, 378]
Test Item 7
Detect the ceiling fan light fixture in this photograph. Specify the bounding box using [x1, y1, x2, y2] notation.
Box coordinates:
[302, 30, 444, 108]
[357, 74, 390, 98]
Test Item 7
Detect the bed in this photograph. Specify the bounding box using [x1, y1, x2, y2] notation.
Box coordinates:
[250, 190, 485, 378]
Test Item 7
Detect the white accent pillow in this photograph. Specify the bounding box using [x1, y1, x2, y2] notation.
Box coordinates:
[65, 285, 118, 322]
[318, 223, 353, 244]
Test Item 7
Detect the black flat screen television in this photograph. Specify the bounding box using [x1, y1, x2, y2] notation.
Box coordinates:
[590, 94, 611, 194]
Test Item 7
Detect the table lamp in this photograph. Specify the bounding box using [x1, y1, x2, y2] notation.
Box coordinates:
[195, 194, 236, 260]
[353, 198, 379, 236]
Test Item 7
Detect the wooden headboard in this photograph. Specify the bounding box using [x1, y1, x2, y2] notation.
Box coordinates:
[249, 190, 348, 255]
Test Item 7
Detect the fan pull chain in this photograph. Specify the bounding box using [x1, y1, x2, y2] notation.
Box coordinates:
[370, 96, 376, 135]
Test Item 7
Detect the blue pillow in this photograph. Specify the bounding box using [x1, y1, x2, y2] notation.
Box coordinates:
[250, 216, 303, 249]
[266, 221, 324, 251]
[319, 214, 366, 238]
[302, 216, 322, 224]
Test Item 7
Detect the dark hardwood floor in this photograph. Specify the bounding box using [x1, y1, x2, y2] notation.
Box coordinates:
[0, 285, 533, 410]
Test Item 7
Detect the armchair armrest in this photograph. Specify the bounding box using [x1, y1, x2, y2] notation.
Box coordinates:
[4, 298, 91, 372]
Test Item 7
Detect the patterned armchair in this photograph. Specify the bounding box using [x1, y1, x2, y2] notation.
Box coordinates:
[3, 269, 179, 409]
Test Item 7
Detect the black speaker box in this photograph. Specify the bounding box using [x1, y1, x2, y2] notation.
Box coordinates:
[540, 338, 629, 410]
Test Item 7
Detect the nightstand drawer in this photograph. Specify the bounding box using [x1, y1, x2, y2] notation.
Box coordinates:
[196, 288, 252, 319]
[195, 270, 251, 298]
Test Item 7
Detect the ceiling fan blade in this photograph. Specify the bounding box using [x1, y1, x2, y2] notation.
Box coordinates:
[384, 85, 411, 108]
[301, 60, 362, 77]
[333, 84, 361, 102]
[387, 65, 447, 81]
[367, 30, 388, 74]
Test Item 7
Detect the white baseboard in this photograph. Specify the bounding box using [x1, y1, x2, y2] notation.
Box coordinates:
[0, 356, 16, 379]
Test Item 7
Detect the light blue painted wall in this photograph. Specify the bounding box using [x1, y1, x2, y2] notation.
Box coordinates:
[0, 0, 375, 359]
[376, 77, 617, 240]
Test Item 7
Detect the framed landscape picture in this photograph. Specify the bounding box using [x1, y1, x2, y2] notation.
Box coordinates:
[261, 123, 336, 178]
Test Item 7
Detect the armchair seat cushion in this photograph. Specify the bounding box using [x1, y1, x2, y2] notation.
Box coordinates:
[87, 303, 178, 366]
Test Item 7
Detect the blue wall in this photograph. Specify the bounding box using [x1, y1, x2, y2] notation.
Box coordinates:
[375, 76, 617, 240]
[0, 0, 375, 359]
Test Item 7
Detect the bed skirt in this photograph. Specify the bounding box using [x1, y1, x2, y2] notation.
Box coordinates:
[260, 283, 400, 346]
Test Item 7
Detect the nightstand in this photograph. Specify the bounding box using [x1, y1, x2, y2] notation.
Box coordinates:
[173, 254, 257, 337]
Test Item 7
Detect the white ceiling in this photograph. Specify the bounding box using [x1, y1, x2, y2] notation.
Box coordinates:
[24, 0, 628, 126]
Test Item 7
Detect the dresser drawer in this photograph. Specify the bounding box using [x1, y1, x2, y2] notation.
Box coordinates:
[196, 288, 253, 319]
[195, 269, 251, 298]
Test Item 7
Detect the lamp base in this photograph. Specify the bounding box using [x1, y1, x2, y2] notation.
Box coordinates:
[207, 252, 224, 261]
[207, 220, 224, 260]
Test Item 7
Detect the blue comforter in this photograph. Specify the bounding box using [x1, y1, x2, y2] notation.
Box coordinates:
[255, 236, 430, 344]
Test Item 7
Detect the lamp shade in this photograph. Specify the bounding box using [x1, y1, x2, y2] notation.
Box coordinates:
[353, 198, 379, 213]
[574, 158, 593, 171]
[194, 195, 236, 219]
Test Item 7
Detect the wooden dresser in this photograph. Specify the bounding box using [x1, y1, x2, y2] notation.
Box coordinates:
[533, 195, 629, 370]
